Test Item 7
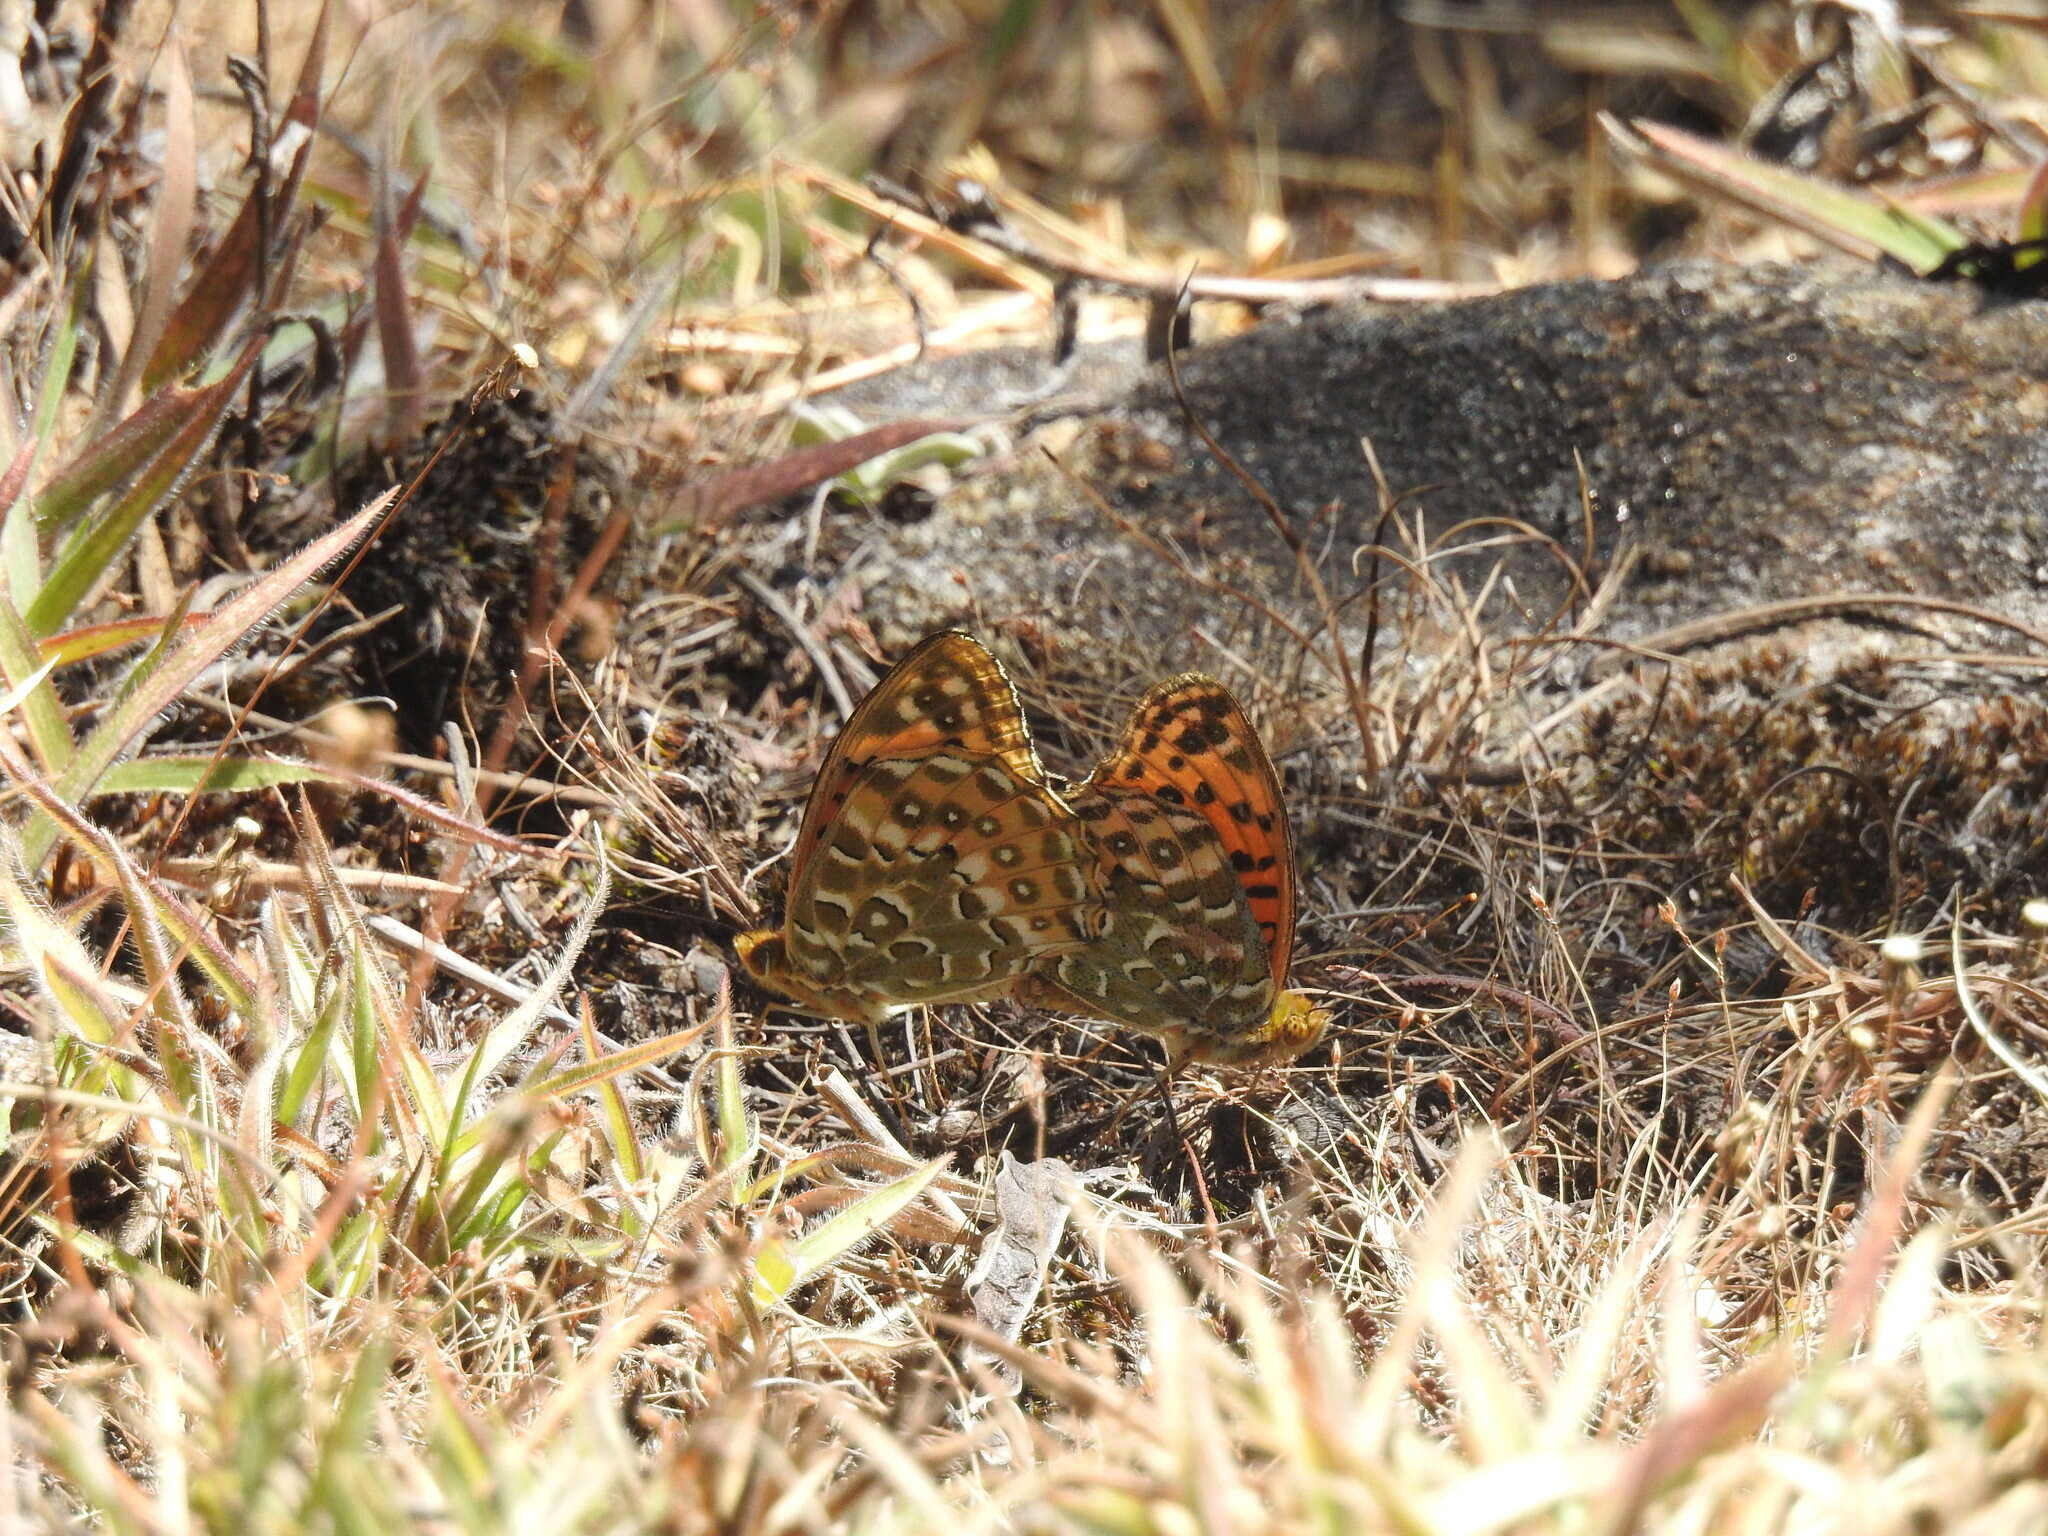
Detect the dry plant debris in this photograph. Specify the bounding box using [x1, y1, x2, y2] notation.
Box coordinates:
[0, 1, 2044, 1531]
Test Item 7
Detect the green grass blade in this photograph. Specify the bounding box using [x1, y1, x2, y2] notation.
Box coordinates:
[749, 1156, 947, 1307]
[581, 1008, 644, 1189]
[38, 609, 213, 668]
[90, 755, 338, 796]
[27, 337, 265, 635]
[277, 980, 347, 1129]
[0, 589, 77, 776]
[1607, 116, 1968, 273]
[20, 489, 394, 868]
[521, 1025, 704, 1105]
[32, 374, 245, 538]
[296, 1331, 397, 1527]
[3, 269, 86, 603]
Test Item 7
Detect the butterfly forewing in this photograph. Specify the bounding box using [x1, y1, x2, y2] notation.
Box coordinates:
[1084, 674, 1297, 982]
[784, 749, 1091, 1000]
[788, 632, 1047, 883]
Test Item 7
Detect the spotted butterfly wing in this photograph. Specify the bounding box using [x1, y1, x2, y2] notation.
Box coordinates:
[782, 632, 1048, 882]
[737, 633, 1093, 1024]
[1018, 675, 1326, 1064]
[1090, 676, 1296, 974]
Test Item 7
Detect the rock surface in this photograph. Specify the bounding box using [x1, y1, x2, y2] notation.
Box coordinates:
[720, 260, 2048, 1202]
[811, 262, 2048, 660]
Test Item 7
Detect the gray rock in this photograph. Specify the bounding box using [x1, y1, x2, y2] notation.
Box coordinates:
[817, 262, 2048, 658]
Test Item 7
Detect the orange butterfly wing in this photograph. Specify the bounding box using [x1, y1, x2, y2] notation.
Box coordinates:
[1085, 674, 1296, 982]
[1017, 673, 1326, 1064]
[784, 632, 1049, 878]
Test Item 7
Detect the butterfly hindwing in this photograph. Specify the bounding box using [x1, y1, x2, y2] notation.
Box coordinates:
[740, 633, 1088, 1024]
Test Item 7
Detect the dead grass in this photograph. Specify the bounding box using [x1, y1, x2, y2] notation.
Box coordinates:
[1, 0, 2047, 1531]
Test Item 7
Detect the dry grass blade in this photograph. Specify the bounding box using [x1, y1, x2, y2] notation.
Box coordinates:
[467, 832, 611, 1086]
[660, 418, 976, 537]
[1604, 114, 1967, 271]
[10, 5, 2048, 1530]
[94, 42, 196, 433]
[1161, 327, 1378, 773]
[373, 163, 430, 445]
[142, 0, 331, 394]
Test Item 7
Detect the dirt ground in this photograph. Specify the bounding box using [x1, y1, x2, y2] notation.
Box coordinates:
[9, 2, 2048, 1525]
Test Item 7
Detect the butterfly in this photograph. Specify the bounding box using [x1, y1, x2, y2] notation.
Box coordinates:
[735, 632, 1096, 1026]
[1015, 674, 1328, 1066]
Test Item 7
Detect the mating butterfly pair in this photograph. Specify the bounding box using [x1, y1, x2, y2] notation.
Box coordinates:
[735, 632, 1326, 1066]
